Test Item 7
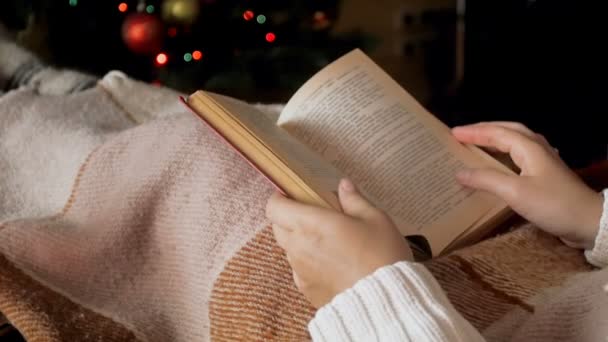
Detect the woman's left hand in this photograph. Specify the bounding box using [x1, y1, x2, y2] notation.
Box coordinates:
[265, 178, 413, 308]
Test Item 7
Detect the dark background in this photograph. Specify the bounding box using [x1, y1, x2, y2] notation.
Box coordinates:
[1, 0, 607, 168]
[437, 0, 608, 169]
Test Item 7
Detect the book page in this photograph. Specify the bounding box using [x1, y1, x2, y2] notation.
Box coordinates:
[278, 49, 510, 255]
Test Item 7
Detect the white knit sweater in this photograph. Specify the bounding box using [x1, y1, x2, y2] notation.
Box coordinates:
[309, 190, 608, 341]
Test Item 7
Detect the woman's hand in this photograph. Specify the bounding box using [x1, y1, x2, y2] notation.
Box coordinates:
[453, 122, 603, 249]
[266, 179, 413, 308]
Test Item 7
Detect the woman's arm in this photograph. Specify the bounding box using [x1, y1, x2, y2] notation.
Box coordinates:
[309, 262, 484, 341]
[267, 180, 486, 341]
[452, 122, 603, 251]
[266, 121, 604, 341]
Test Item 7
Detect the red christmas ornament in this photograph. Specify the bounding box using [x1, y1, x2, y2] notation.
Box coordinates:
[243, 10, 254, 21]
[122, 13, 164, 55]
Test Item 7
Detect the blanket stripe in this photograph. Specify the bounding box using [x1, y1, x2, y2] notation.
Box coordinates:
[209, 224, 592, 340]
[210, 227, 315, 341]
[0, 254, 139, 341]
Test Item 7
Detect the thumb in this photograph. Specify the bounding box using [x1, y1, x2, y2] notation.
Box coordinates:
[456, 168, 521, 202]
[338, 179, 379, 220]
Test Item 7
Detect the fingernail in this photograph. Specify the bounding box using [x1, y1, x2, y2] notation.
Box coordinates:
[340, 178, 355, 192]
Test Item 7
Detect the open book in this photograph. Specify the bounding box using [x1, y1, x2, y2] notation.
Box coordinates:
[184, 49, 514, 258]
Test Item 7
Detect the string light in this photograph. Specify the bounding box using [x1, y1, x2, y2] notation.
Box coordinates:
[256, 14, 266, 24]
[184, 53, 193, 62]
[243, 10, 254, 21]
[312, 10, 331, 30]
[146, 5, 155, 14]
[68, 0, 78, 7]
[314, 11, 326, 21]
[192, 50, 203, 60]
[155, 53, 168, 66]
[265, 32, 276, 43]
[118, 2, 128, 12]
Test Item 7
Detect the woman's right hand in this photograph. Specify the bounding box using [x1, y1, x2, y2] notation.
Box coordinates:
[452, 122, 603, 250]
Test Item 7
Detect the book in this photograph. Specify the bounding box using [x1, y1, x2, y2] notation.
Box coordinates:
[183, 49, 514, 258]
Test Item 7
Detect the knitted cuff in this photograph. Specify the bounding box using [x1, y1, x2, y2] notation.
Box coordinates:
[585, 189, 608, 268]
[308, 262, 483, 342]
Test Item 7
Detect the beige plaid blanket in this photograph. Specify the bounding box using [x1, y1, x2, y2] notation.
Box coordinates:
[0, 54, 594, 340]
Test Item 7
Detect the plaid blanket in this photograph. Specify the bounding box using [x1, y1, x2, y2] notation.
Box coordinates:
[0, 35, 595, 341]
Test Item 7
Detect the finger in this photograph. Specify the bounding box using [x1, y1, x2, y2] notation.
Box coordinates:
[454, 122, 534, 154]
[485, 122, 555, 153]
[535, 133, 558, 154]
[451, 124, 543, 169]
[456, 167, 521, 202]
[282, 254, 303, 289]
[292, 270, 303, 290]
[266, 192, 337, 233]
[266, 193, 293, 231]
[272, 223, 292, 249]
[338, 179, 380, 221]
[480, 122, 536, 139]
[459, 122, 556, 153]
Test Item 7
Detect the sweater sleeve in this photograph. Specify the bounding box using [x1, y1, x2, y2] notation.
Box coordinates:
[584, 189, 608, 267]
[308, 262, 485, 342]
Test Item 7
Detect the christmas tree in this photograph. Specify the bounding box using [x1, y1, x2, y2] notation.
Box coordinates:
[4, 0, 373, 102]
